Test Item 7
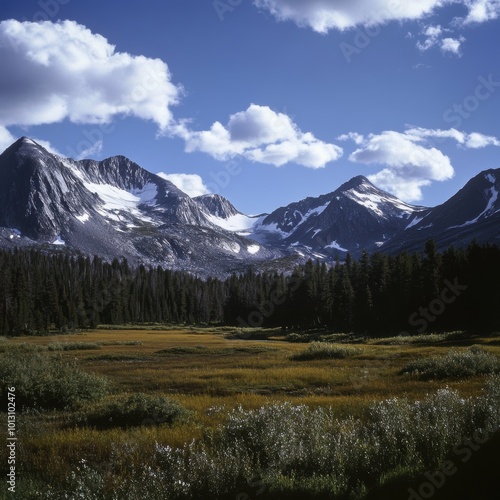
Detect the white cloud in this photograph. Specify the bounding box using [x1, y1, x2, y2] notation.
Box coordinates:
[464, 132, 500, 148]
[404, 127, 466, 143]
[405, 127, 500, 149]
[337, 132, 364, 145]
[0, 20, 181, 134]
[416, 25, 464, 56]
[254, 1, 497, 56]
[253, 0, 451, 32]
[350, 130, 454, 201]
[462, 0, 500, 24]
[440, 37, 464, 54]
[175, 104, 343, 168]
[255, 0, 500, 31]
[157, 173, 211, 198]
[417, 24, 443, 51]
[348, 127, 500, 200]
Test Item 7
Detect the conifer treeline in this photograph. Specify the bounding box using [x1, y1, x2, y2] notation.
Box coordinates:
[1, 241, 499, 336]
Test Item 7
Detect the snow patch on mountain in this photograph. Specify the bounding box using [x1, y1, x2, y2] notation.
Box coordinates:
[247, 244, 260, 254]
[346, 188, 416, 217]
[84, 182, 155, 223]
[326, 240, 348, 252]
[207, 213, 257, 232]
[51, 235, 65, 245]
[75, 213, 89, 223]
[405, 216, 424, 230]
[448, 186, 499, 229]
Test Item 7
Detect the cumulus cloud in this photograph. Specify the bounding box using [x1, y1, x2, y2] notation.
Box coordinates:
[157, 173, 211, 198]
[416, 25, 464, 56]
[254, 0, 500, 31]
[337, 132, 364, 145]
[254, 1, 497, 56]
[416, 24, 444, 51]
[175, 104, 343, 168]
[462, 0, 500, 24]
[405, 127, 500, 148]
[0, 20, 181, 134]
[253, 0, 450, 32]
[346, 127, 500, 200]
[464, 132, 500, 148]
[440, 37, 464, 54]
[349, 130, 454, 201]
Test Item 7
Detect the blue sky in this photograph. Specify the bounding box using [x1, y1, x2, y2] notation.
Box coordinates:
[1, 0, 499, 214]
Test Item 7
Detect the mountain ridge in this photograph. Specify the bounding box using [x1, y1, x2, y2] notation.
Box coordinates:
[0, 137, 499, 276]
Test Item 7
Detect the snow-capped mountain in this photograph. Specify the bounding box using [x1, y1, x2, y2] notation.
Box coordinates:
[252, 176, 427, 256]
[0, 138, 287, 276]
[193, 194, 260, 233]
[1, 137, 499, 276]
[382, 169, 500, 254]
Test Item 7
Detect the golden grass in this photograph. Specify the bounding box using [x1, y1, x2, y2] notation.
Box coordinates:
[3, 327, 500, 491]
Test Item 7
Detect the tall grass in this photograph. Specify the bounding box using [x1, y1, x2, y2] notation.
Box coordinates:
[291, 342, 362, 361]
[76, 393, 189, 429]
[0, 345, 109, 410]
[42, 376, 500, 499]
[402, 346, 500, 380]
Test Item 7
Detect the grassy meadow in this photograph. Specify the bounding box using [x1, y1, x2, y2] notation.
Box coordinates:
[1, 327, 500, 499]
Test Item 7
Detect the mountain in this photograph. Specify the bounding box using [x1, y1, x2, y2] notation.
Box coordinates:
[382, 169, 500, 253]
[252, 176, 427, 257]
[0, 138, 288, 277]
[1, 137, 499, 276]
[193, 193, 260, 233]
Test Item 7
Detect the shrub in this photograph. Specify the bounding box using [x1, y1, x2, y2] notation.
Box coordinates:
[49, 377, 500, 500]
[0, 345, 108, 410]
[401, 346, 500, 379]
[48, 341, 101, 351]
[77, 393, 189, 429]
[290, 342, 362, 361]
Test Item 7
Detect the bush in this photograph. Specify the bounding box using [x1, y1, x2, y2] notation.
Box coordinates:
[48, 377, 500, 499]
[291, 342, 362, 361]
[0, 345, 108, 410]
[77, 393, 189, 429]
[401, 346, 500, 379]
[48, 341, 101, 351]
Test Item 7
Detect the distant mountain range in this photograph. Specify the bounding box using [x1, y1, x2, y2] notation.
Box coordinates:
[1, 137, 499, 276]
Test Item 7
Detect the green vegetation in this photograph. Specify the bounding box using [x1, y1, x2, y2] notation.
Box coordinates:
[2, 240, 500, 335]
[402, 346, 500, 379]
[41, 377, 500, 499]
[48, 341, 101, 351]
[2, 329, 500, 498]
[76, 393, 189, 430]
[0, 345, 108, 410]
[291, 342, 362, 361]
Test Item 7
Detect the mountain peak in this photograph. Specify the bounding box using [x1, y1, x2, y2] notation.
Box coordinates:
[337, 175, 373, 192]
[194, 193, 240, 219]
